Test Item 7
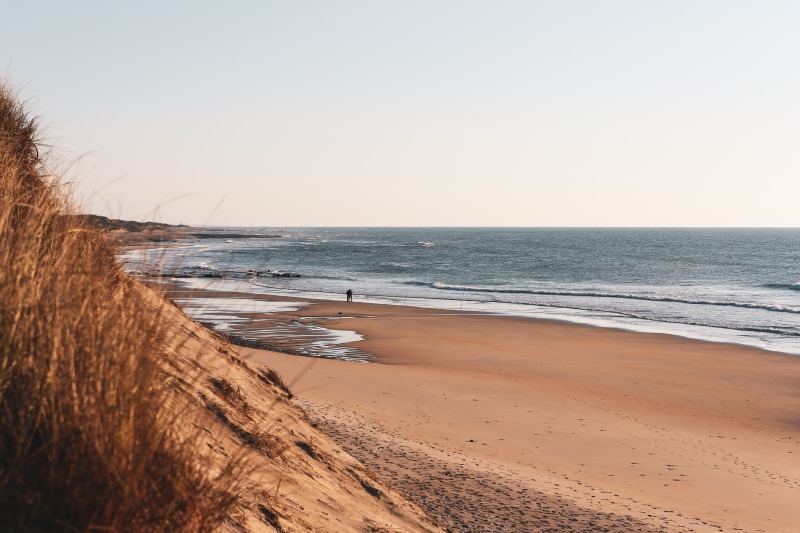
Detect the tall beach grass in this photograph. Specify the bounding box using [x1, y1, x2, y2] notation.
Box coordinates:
[0, 84, 240, 531]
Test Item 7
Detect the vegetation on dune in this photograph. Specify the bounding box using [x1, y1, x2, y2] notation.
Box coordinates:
[0, 84, 241, 531]
[68, 214, 186, 233]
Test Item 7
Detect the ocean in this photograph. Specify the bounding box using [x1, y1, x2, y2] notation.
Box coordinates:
[123, 228, 800, 356]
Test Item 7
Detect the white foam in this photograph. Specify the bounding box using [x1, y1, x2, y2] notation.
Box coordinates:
[178, 297, 305, 316]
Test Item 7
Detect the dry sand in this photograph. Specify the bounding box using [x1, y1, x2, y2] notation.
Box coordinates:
[232, 298, 800, 532]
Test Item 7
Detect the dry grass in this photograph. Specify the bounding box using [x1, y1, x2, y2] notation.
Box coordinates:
[258, 368, 293, 399]
[0, 84, 241, 531]
[210, 377, 248, 408]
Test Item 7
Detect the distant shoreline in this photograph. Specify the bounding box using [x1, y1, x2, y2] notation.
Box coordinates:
[80, 215, 284, 243]
[120, 227, 800, 356]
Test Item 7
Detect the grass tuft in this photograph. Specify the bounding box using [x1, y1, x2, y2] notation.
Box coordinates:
[258, 368, 293, 399]
[210, 377, 248, 408]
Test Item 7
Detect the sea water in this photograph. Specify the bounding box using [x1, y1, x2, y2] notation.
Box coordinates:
[123, 228, 800, 355]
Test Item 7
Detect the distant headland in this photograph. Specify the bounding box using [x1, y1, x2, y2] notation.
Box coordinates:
[71, 215, 282, 241]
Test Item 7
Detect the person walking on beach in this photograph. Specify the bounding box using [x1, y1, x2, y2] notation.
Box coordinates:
[346, 289, 353, 302]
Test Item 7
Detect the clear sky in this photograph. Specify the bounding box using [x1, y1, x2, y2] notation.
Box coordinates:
[3, 1, 799, 226]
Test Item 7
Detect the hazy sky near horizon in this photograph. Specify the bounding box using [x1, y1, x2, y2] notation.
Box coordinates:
[3, 1, 799, 226]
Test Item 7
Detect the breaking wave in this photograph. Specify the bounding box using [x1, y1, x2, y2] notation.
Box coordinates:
[431, 282, 800, 315]
[763, 282, 800, 291]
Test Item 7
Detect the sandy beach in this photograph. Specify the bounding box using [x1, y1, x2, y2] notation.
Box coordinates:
[212, 294, 800, 532]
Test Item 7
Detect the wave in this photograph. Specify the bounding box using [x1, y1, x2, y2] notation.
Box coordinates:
[602, 309, 800, 337]
[405, 290, 800, 338]
[763, 282, 800, 291]
[417, 242, 436, 247]
[431, 282, 800, 315]
[198, 260, 219, 270]
[386, 262, 414, 268]
[594, 308, 800, 337]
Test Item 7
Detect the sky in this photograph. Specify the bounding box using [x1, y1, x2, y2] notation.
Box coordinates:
[2, 1, 799, 227]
